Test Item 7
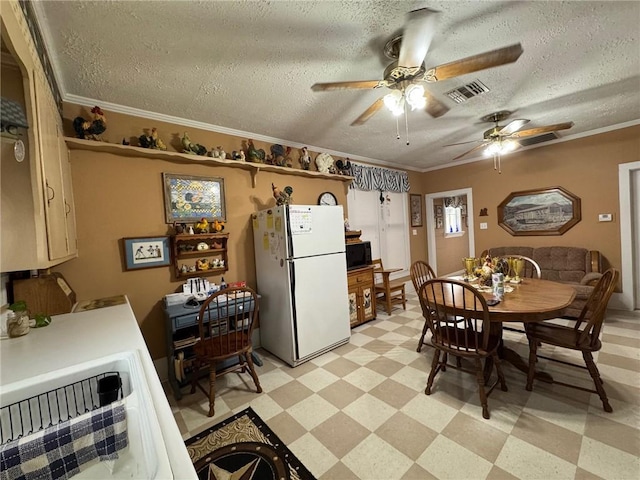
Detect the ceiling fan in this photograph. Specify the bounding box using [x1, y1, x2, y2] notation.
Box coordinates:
[445, 110, 574, 172]
[310, 8, 524, 127]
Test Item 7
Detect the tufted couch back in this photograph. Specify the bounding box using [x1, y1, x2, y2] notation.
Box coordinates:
[487, 246, 601, 283]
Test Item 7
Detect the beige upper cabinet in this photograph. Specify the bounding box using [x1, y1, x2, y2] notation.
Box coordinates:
[1, 1, 77, 272]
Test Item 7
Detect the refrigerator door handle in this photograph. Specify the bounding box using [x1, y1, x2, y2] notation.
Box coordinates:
[285, 205, 294, 259]
[289, 261, 299, 359]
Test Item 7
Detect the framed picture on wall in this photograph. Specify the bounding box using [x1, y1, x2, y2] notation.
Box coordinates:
[122, 236, 171, 271]
[163, 173, 226, 224]
[436, 217, 443, 229]
[410, 194, 423, 227]
[435, 205, 443, 217]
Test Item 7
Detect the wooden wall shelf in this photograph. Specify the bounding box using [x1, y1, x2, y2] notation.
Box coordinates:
[65, 138, 354, 187]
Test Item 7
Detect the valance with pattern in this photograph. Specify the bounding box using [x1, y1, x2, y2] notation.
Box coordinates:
[350, 163, 410, 193]
[444, 196, 464, 208]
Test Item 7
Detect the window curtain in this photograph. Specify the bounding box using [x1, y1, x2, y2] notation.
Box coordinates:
[350, 163, 410, 193]
[444, 196, 464, 208]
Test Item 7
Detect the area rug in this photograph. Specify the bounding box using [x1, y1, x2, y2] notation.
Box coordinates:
[185, 407, 316, 480]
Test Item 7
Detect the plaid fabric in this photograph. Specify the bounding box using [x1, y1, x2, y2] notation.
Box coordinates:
[0, 400, 128, 480]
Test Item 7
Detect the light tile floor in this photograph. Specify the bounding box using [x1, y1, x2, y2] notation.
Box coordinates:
[165, 283, 640, 479]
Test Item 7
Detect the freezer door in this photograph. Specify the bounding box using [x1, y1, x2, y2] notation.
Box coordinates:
[291, 252, 351, 360]
[286, 205, 346, 258]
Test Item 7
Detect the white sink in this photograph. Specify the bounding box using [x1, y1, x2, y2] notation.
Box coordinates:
[0, 350, 172, 479]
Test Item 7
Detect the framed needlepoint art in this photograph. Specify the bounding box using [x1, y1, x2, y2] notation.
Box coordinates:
[410, 194, 423, 227]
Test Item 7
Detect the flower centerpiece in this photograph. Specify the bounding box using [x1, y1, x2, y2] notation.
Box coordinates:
[474, 255, 509, 286]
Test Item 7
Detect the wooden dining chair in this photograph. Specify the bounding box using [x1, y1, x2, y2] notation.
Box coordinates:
[525, 268, 619, 412]
[419, 279, 508, 419]
[372, 258, 407, 315]
[498, 254, 542, 336]
[410, 260, 436, 352]
[190, 286, 262, 416]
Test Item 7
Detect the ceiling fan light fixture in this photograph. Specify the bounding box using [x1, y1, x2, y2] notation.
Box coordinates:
[501, 139, 518, 153]
[405, 84, 426, 110]
[383, 90, 404, 116]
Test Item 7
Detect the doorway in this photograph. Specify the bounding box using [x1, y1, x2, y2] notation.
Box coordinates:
[619, 161, 640, 310]
[425, 188, 476, 276]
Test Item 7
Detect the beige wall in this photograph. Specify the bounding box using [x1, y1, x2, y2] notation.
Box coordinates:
[417, 125, 640, 280]
[56, 104, 350, 359]
[54, 104, 639, 360]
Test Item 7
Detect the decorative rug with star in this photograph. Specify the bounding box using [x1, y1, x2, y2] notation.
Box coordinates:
[185, 407, 316, 480]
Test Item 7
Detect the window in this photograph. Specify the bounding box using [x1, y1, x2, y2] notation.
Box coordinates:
[444, 206, 464, 237]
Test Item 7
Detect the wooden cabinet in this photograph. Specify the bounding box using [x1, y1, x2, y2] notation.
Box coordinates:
[171, 233, 228, 279]
[0, 4, 77, 271]
[347, 266, 376, 327]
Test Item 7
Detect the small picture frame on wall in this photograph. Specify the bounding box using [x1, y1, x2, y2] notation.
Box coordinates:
[410, 194, 423, 227]
[436, 217, 443, 229]
[122, 236, 171, 271]
[461, 204, 467, 216]
[435, 205, 443, 217]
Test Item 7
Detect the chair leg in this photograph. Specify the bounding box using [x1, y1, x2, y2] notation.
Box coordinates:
[245, 351, 263, 394]
[417, 319, 430, 352]
[401, 286, 406, 310]
[583, 351, 612, 413]
[493, 353, 508, 392]
[425, 349, 441, 395]
[190, 358, 200, 394]
[207, 366, 217, 417]
[474, 357, 490, 419]
[526, 336, 538, 391]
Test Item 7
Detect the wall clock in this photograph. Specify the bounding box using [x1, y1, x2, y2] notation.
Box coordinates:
[318, 192, 337, 206]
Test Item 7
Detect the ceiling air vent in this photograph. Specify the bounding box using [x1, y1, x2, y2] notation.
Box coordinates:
[517, 132, 558, 147]
[445, 80, 490, 104]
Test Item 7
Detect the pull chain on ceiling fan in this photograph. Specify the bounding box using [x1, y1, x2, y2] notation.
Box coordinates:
[310, 8, 524, 141]
[444, 110, 575, 173]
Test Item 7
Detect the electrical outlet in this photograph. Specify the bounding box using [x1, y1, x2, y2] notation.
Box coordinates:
[480, 222, 488, 230]
[598, 214, 612, 222]
[412, 229, 417, 235]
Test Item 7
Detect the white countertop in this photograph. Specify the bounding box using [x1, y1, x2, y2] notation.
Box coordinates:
[0, 299, 196, 479]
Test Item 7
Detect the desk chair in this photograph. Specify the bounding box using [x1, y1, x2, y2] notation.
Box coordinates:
[372, 258, 406, 315]
[419, 279, 507, 419]
[410, 260, 436, 352]
[191, 286, 262, 416]
[525, 268, 619, 412]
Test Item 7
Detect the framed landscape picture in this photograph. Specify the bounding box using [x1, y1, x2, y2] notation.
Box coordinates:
[497, 186, 581, 236]
[163, 173, 226, 223]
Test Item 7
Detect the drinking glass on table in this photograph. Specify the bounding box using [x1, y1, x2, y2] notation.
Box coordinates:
[463, 257, 476, 280]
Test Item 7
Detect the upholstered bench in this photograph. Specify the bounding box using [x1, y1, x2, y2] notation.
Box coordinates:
[486, 246, 602, 318]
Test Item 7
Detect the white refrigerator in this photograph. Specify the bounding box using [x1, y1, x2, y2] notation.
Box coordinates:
[252, 205, 351, 366]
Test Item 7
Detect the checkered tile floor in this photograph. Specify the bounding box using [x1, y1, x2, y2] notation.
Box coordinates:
[164, 283, 640, 479]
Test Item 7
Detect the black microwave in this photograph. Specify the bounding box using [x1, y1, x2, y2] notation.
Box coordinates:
[346, 241, 372, 270]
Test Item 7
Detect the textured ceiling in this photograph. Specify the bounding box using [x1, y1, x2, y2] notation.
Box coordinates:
[33, 1, 640, 171]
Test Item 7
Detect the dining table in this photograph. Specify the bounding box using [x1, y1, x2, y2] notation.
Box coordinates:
[445, 277, 577, 383]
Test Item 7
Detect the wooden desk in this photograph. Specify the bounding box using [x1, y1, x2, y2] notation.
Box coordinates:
[433, 278, 576, 382]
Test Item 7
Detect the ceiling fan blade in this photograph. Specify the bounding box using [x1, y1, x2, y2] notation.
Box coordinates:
[351, 97, 385, 126]
[311, 80, 381, 92]
[428, 43, 523, 82]
[443, 139, 484, 147]
[423, 89, 450, 118]
[510, 122, 574, 138]
[398, 8, 440, 68]
[498, 119, 529, 135]
[452, 143, 488, 161]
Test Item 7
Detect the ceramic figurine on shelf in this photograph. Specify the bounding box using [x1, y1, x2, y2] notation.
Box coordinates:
[231, 150, 243, 160]
[212, 219, 225, 232]
[239, 150, 246, 162]
[187, 226, 195, 235]
[336, 158, 352, 175]
[209, 146, 226, 159]
[139, 127, 166, 150]
[246, 139, 265, 163]
[284, 147, 293, 168]
[271, 144, 286, 166]
[195, 217, 209, 233]
[299, 147, 311, 170]
[181, 132, 207, 156]
[196, 259, 210, 271]
[315, 152, 334, 174]
[272, 183, 293, 206]
[73, 106, 107, 141]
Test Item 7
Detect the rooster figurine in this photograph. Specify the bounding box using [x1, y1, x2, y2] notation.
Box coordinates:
[181, 132, 207, 156]
[73, 106, 107, 141]
[272, 183, 293, 206]
[195, 217, 209, 233]
[247, 139, 265, 163]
